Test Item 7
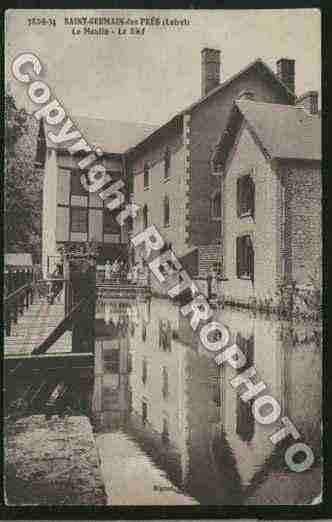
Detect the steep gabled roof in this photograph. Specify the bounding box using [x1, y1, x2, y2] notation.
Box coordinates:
[37, 58, 297, 159]
[217, 100, 321, 167]
[128, 58, 296, 154]
[183, 57, 296, 114]
[42, 116, 157, 155]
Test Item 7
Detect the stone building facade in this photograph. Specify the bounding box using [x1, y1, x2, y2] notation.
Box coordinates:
[38, 49, 320, 302]
[215, 98, 321, 303]
[128, 51, 296, 276]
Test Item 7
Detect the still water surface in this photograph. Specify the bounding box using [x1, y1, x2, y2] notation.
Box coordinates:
[92, 297, 322, 505]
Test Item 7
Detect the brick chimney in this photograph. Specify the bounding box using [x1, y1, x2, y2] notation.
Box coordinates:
[201, 48, 221, 97]
[276, 58, 295, 94]
[296, 91, 319, 115]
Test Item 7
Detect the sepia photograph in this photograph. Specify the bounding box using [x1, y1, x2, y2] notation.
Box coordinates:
[4, 8, 322, 506]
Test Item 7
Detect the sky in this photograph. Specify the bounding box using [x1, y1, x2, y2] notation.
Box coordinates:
[5, 9, 321, 126]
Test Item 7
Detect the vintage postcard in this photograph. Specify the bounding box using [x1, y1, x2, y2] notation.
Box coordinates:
[4, 9, 322, 506]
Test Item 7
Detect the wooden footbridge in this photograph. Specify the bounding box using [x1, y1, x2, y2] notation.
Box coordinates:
[4, 260, 97, 419]
[4, 260, 150, 419]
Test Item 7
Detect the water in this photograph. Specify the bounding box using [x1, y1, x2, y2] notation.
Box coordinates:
[91, 297, 322, 505]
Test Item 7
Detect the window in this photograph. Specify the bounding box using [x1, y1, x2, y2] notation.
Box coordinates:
[162, 418, 169, 444]
[162, 367, 169, 399]
[210, 142, 223, 175]
[236, 235, 254, 281]
[143, 204, 148, 229]
[211, 190, 221, 219]
[103, 348, 120, 373]
[104, 209, 120, 234]
[71, 207, 88, 233]
[237, 174, 255, 218]
[142, 321, 147, 342]
[127, 215, 133, 233]
[142, 358, 147, 385]
[144, 162, 149, 189]
[236, 333, 255, 442]
[142, 401, 148, 424]
[71, 170, 88, 196]
[128, 353, 133, 373]
[159, 319, 172, 352]
[164, 195, 170, 227]
[164, 147, 171, 179]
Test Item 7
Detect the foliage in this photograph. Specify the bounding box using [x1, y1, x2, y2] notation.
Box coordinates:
[5, 89, 42, 260]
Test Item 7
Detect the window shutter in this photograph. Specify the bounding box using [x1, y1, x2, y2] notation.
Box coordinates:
[236, 179, 241, 217]
[249, 174, 255, 218]
[237, 178, 242, 217]
[236, 236, 241, 277]
[248, 235, 254, 282]
[165, 147, 170, 177]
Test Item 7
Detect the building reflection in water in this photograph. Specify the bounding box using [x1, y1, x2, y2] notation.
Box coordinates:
[92, 297, 322, 505]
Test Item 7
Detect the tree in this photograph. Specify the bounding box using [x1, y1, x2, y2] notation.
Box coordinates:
[5, 89, 42, 260]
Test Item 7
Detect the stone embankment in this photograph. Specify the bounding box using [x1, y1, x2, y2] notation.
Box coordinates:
[5, 414, 106, 505]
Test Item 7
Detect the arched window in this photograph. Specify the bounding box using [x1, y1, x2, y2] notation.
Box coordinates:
[164, 195, 170, 227]
[211, 190, 222, 219]
[143, 204, 148, 229]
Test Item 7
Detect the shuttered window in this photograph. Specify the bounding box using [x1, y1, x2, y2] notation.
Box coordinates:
[164, 196, 170, 226]
[143, 204, 148, 229]
[164, 147, 171, 179]
[236, 235, 254, 281]
[142, 401, 148, 424]
[142, 358, 147, 385]
[237, 174, 255, 218]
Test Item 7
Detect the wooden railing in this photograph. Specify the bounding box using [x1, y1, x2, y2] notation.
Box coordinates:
[32, 296, 91, 355]
[4, 278, 35, 337]
[96, 270, 150, 287]
[4, 266, 34, 297]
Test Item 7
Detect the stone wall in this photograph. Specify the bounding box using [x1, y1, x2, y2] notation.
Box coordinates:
[222, 122, 279, 303]
[281, 161, 321, 288]
[5, 415, 106, 505]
